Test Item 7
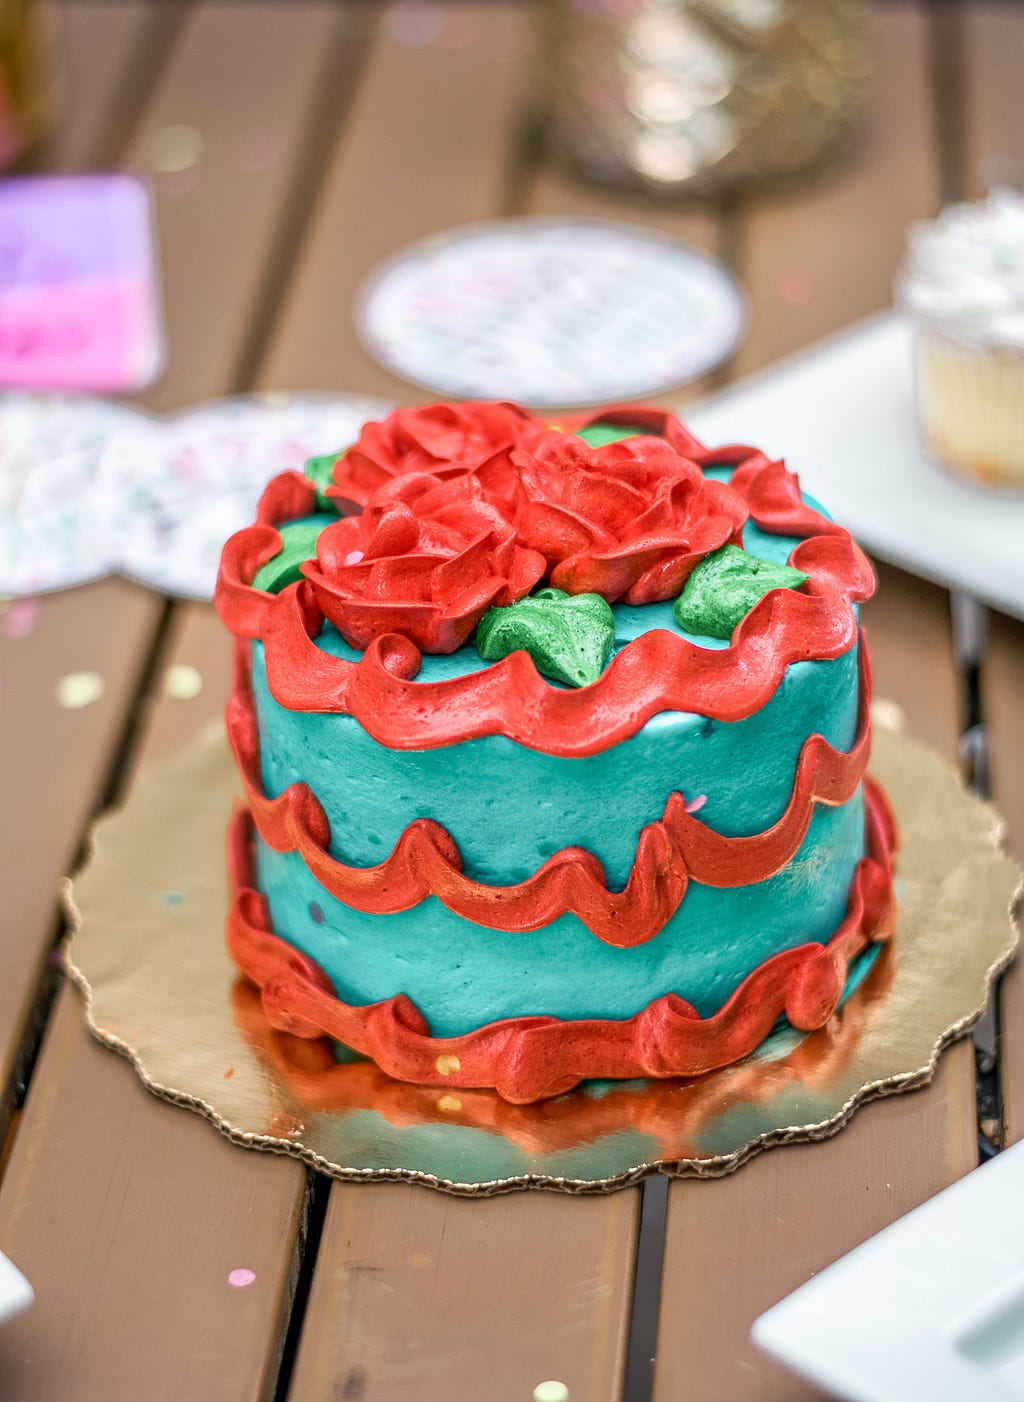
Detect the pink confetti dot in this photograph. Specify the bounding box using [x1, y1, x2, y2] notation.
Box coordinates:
[684, 794, 707, 814]
[3, 597, 38, 638]
[228, 1269, 256, 1289]
[775, 268, 816, 306]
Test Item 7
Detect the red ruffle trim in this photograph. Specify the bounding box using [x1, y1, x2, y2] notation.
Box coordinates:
[225, 777, 898, 1104]
[215, 446, 875, 757]
[230, 639, 873, 944]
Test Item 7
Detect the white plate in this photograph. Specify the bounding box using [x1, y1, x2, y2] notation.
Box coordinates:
[753, 1139, 1024, 1401]
[0, 1250, 33, 1325]
[357, 218, 746, 406]
[687, 313, 1024, 620]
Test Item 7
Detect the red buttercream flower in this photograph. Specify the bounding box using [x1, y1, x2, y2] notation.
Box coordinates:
[511, 433, 748, 604]
[302, 473, 546, 653]
[328, 401, 544, 509]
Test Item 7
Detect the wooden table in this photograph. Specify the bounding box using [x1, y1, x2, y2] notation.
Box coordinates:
[0, 3, 1021, 1398]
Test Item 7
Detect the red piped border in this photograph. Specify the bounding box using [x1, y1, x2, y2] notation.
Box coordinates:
[214, 444, 875, 757]
[225, 778, 898, 1104]
[230, 640, 873, 945]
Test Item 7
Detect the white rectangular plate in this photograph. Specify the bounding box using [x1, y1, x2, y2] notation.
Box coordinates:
[753, 1139, 1024, 1401]
[687, 313, 1024, 620]
[0, 1250, 32, 1325]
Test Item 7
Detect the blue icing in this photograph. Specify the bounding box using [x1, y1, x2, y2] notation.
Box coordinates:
[250, 461, 865, 1043]
[253, 789, 864, 1037]
[252, 636, 858, 887]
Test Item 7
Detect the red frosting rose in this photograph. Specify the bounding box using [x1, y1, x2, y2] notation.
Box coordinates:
[328, 401, 544, 509]
[302, 472, 546, 653]
[511, 433, 748, 604]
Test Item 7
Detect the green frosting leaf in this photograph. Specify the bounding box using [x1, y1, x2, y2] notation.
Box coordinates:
[476, 587, 615, 688]
[252, 519, 328, 593]
[303, 452, 343, 511]
[574, 424, 644, 448]
[674, 544, 809, 640]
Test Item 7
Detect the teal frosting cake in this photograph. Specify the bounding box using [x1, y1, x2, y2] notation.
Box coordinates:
[216, 402, 897, 1104]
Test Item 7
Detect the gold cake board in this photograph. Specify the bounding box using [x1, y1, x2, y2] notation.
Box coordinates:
[63, 721, 1021, 1195]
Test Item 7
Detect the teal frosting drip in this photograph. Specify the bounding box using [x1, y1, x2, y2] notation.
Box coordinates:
[252, 514, 333, 593]
[674, 545, 809, 641]
[475, 587, 615, 688]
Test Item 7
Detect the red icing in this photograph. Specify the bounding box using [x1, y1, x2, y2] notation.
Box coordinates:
[510, 432, 747, 604]
[329, 401, 544, 510]
[225, 777, 897, 1104]
[304, 472, 545, 653]
[229, 640, 872, 943]
[215, 412, 874, 756]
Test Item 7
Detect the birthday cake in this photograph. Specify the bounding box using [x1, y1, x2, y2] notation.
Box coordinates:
[215, 402, 897, 1105]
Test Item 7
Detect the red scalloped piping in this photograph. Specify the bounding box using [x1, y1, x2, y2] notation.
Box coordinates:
[215, 448, 875, 756]
[230, 641, 872, 944]
[225, 776, 897, 1104]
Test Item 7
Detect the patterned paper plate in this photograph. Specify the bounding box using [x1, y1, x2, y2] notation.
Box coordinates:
[0, 393, 147, 596]
[357, 218, 745, 406]
[92, 393, 392, 600]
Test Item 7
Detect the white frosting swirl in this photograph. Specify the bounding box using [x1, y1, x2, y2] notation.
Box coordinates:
[897, 188, 1024, 348]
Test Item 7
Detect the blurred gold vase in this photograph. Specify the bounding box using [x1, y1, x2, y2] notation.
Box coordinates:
[536, 0, 870, 196]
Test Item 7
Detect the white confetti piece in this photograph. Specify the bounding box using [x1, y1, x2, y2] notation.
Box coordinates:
[56, 670, 105, 709]
[163, 663, 203, 700]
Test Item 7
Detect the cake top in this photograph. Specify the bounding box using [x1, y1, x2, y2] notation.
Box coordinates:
[897, 188, 1024, 347]
[216, 401, 873, 755]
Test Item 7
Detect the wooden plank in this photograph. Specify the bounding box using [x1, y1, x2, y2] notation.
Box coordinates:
[986, 612, 1024, 1146]
[0, 985, 306, 1402]
[653, 1045, 977, 1402]
[0, 1, 183, 1124]
[862, 560, 960, 759]
[0, 5, 367, 1398]
[262, 7, 644, 1395]
[0, 579, 162, 1124]
[289, 1184, 638, 1402]
[258, 2, 532, 401]
[733, 3, 938, 374]
[654, 8, 980, 1394]
[957, 2, 1024, 1150]
[50, 0, 191, 170]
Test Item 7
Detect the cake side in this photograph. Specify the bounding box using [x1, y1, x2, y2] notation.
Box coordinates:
[215, 404, 897, 1103]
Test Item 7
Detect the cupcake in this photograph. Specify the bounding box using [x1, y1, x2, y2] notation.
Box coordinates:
[897, 189, 1024, 489]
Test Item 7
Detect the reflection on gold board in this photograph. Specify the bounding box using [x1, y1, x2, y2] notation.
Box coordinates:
[64, 721, 1020, 1194]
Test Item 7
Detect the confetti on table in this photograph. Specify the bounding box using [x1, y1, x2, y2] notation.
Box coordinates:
[163, 663, 203, 700]
[1, 596, 38, 637]
[227, 1269, 256, 1289]
[684, 793, 707, 813]
[534, 1384, 570, 1402]
[358, 218, 745, 406]
[162, 892, 184, 907]
[55, 670, 104, 709]
[147, 124, 203, 174]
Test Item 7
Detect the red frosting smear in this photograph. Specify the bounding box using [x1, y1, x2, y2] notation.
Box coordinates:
[229, 641, 872, 942]
[511, 432, 747, 604]
[303, 472, 545, 654]
[329, 401, 544, 510]
[225, 777, 897, 1104]
[215, 419, 875, 756]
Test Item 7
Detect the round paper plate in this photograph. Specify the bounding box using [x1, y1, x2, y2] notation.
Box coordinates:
[357, 218, 746, 407]
[93, 393, 393, 600]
